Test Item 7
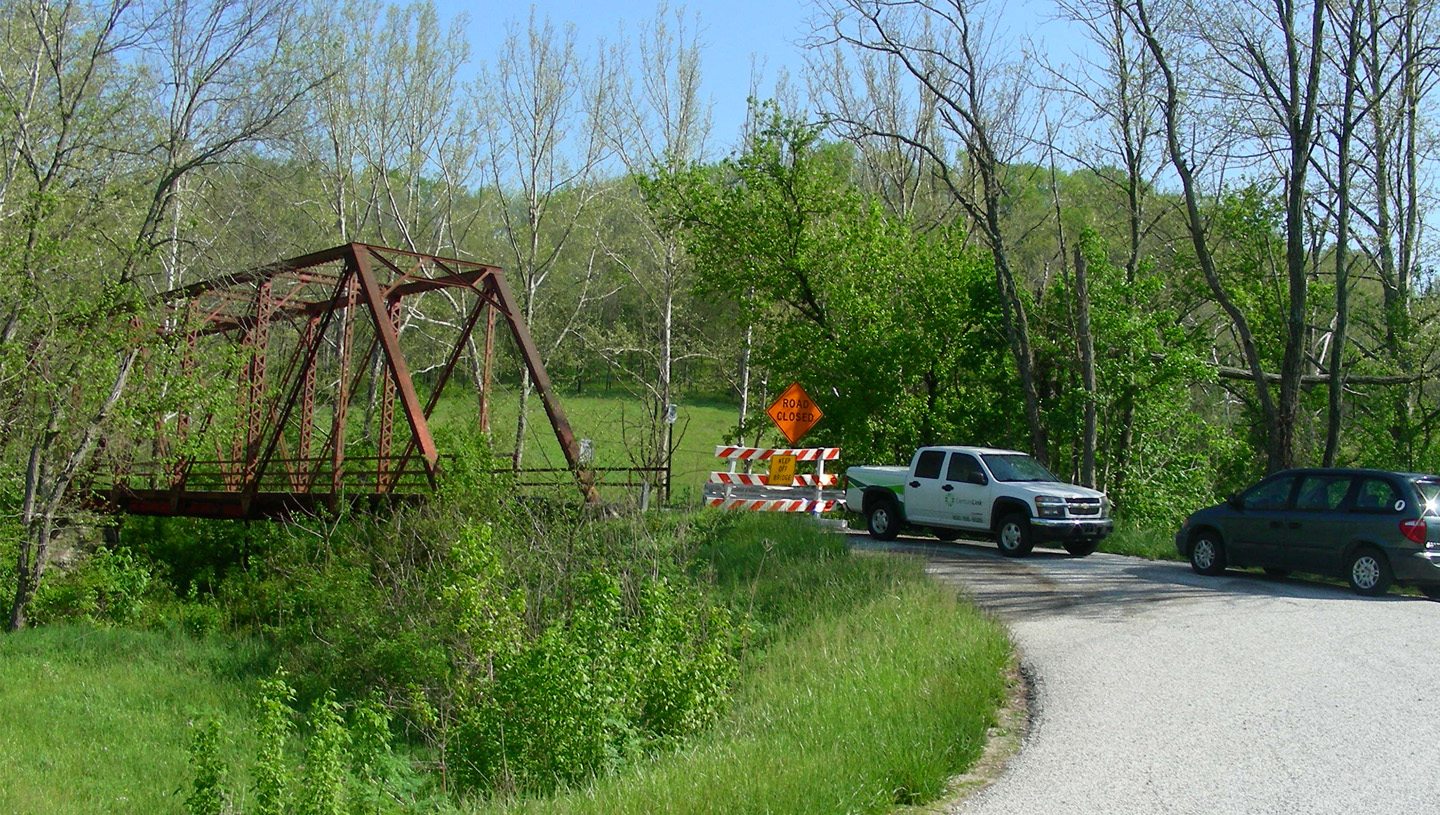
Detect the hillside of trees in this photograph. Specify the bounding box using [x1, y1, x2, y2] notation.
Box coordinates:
[2, 0, 1438, 613]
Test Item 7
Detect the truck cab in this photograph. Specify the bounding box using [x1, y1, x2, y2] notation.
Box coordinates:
[845, 446, 1113, 557]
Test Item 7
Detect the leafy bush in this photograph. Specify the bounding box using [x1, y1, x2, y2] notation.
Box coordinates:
[203, 462, 741, 799]
[29, 545, 153, 626]
[468, 515, 1011, 815]
[186, 672, 433, 815]
[450, 572, 737, 795]
[185, 718, 230, 815]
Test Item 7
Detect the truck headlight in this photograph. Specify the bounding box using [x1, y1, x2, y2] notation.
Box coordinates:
[1102, 496, 1113, 519]
[1035, 495, 1067, 519]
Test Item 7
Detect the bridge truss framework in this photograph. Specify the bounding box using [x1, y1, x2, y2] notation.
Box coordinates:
[99, 243, 598, 519]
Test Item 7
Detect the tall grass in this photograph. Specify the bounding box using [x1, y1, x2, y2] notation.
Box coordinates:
[471, 514, 1012, 815]
[0, 514, 1012, 815]
[1100, 522, 1181, 561]
[0, 626, 266, 815]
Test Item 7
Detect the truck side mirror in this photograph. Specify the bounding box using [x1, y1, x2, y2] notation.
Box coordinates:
[1226, 493, 1242, 511]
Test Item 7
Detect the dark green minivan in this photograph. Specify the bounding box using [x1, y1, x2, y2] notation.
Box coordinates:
[1176, 469, 1440, 597]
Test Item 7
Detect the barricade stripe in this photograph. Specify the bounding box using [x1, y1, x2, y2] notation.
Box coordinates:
[713, 445, 840, 461]
[703, 497, 838, 513]
[706, 472, 839, 486]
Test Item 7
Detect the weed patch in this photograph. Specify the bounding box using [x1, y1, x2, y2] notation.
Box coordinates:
[1101, 522, 1180, 561]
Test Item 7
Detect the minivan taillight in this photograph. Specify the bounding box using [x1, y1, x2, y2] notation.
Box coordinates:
[1400, 518, 1427, 545]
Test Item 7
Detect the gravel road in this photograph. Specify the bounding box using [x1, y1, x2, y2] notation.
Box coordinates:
[851, 533, 1440, 815]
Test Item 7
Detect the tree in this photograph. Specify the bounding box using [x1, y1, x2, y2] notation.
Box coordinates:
[1352, 0, 1440, 465]
[471, 11, 611, 470]
[3, 0, 310, 631]
[600, 3, 712, 488]
[1125, 0, 1292, 472]
[658, 110, 1018, 462]
[812, 0, 1051, 463]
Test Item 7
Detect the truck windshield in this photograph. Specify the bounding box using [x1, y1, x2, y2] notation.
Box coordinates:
[982, 454, 1060, 483]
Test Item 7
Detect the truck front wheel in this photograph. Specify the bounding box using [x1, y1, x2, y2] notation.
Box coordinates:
[996, 514, 1034, 557]
[866, 499, 902, 541]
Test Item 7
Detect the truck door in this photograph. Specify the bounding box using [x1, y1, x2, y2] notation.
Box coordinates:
[904, 449, 948, 524]
[942, 452, 990, 530]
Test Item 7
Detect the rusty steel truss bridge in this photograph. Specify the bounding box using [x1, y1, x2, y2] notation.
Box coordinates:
[94, 243, 599, 519]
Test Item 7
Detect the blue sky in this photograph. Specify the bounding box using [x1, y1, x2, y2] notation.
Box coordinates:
[430, 0, 816, 150]
[422, 1, 1092, 154]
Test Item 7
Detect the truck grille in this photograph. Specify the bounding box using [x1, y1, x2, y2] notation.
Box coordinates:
[1066, 498, 1102, 516]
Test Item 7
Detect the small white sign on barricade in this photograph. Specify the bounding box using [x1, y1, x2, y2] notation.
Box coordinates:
[703, 445, 843, 514]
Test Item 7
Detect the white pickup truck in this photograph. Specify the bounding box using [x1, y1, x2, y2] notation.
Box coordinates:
[844, 445, 1113, 556]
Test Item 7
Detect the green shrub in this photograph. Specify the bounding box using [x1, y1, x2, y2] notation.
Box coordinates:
[123, 515, 267, 597]
[469, 526, 1011, 815]
[30, 545, 154, 626]
[449, 571, 738, 796]
[185, 718, 230, 815]
[251, 671, 296, 815]
[298, 693, 351, 815]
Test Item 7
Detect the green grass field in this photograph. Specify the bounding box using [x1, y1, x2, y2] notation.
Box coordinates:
[428, 389, 811, 505]
[0, 627, 267, 815]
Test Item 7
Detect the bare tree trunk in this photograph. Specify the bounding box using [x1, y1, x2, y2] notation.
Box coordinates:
[659, 271, 674, 494]
[1074, 247, 1098, 488]
[10, 349, 138, 631]
[737, 311, 754, 446]
[1324, 0, 1363, 466]
[1129, 0, 1282, 470]
[1271, 0, 1328, 470]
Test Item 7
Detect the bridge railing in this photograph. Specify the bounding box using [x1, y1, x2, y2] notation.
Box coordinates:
[97, 459, 668, 497]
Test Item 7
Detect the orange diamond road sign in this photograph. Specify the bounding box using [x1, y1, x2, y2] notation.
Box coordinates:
[766, 382, 823, 445]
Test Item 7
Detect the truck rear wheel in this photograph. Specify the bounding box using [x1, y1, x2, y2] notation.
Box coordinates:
[866, 498, 901, 541]
[996, 514, 1034, 557]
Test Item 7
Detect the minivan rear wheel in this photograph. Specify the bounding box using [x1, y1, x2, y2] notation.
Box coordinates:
[1347, 547, 1393, 597]
[1189, 531, 1226, 576]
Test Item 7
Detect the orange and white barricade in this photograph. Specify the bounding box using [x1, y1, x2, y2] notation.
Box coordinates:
[703, 445, 842, 514]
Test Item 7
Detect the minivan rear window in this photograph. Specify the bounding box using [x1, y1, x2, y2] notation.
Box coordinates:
[1353, 478, 1402, 513]
[1414, 480, 1440, 517]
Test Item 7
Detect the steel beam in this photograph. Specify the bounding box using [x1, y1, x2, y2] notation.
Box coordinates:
[377, 296, 401, 492]
[352, 247, 440, 481]
[332, 271, 357, 497]
[488, 271, 600, 504]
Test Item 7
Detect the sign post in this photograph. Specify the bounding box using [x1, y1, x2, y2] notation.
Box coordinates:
[761, 383, 827, 515]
